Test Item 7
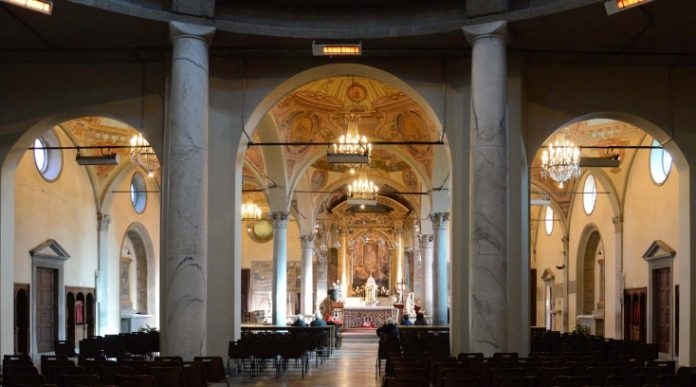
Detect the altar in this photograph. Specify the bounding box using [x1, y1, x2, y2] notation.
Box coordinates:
[342, 306, 397, 328]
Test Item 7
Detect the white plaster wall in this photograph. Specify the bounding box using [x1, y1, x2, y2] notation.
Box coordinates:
[107, 169, 161, 330]
[623, 136, 680, 290]
[14, 129, 98, 286]
[566, 172, 618, 335]
[532, 205, 565, 328]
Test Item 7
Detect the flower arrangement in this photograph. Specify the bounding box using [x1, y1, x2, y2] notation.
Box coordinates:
[350, 284, 365, 297]
[377, 286, 390, 297]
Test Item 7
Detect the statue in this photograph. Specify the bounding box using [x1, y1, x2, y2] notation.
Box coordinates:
[365, 274, 378, 306]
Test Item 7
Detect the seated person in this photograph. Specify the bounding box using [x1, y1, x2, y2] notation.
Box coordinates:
[401, 314, 413, 326]
[291, 314, 307, 327]
[376, 318, 399, 338]
[414, 312, 428, 325]
[310, 312, 327, 327]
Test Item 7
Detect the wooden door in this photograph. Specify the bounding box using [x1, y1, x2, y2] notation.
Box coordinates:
[36, 267, 57, 353]
[653, 268, 670, 353]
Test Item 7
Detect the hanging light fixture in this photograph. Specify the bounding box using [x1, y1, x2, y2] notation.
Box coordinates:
[347, 168, 379, 206]
[241, 200, 262, 221]
[129, 132, 158, 177]
[327, 112, 371, 164]
[541, 129, 581, 188]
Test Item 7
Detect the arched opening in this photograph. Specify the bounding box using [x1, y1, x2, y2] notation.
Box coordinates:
[239, 65, 449, 328]
[14, 286, 30, 355]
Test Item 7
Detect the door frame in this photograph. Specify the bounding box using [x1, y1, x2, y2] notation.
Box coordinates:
[30, 239, 70, 354]
[642, 240, 676, 358]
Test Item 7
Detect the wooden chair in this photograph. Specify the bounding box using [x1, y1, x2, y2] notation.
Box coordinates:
[538, 367, 574, 387]
[182, 361, 206, 387]
[61, 373, 102, 387]
[55, 340, 78, 358]
[193, 356, 228, 386]
[116, 374, 157, 387]
[1, 373, 48, 386]
[40, 355, 72, 377]
[48, 364, 85, 385]
[549, 374, 591, 387]
[227, 340, 249, 375]
[495, 374, 537, 387]
[147, 366, 186, 387]
[92, 365, 133, 385]
[376, 333, 401, 374]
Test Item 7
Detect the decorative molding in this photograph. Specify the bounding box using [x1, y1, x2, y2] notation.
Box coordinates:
[642, 240, 676, 262]
[430, 212, 449, 229]
[29, 239, 70, 261]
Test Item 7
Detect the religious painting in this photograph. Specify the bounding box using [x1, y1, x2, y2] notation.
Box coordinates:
[351, 239, 390, 290]
[250, 260, 302, 312]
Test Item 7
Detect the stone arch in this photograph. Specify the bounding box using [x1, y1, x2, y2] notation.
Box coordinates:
[237, 63, 449, 215]
[122, 222, 158, 327]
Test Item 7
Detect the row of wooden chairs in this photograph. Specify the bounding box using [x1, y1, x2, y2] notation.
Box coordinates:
[382, 351, 696, 387]
[228, 331, 332, 378]
[2, 353, 227, 387]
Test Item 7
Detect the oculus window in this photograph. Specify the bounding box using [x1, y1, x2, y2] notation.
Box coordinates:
[649, 139, 672, 185]
[583, 174, 597, 215]
[544, 206, 554, 236]
[130, 173, 147, 213]
[33, 131, 62, 182]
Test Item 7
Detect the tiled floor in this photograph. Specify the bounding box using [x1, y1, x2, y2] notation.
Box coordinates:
[228, 332, 382, 387]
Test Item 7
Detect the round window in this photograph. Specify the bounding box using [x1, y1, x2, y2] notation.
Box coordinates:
[583, 174, 597, 215]
[130, 173, 147, 213]
[649, 139, 672, 185]
[33, 131, 62, 182]
[544, 206, 554, 236]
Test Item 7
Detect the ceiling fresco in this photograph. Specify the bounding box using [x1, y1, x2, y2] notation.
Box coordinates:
[531, 119, 648, 215]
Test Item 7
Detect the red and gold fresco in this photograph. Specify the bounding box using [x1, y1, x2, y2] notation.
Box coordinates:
[269, 76, 435, 190]
[61, 117, 136, 179]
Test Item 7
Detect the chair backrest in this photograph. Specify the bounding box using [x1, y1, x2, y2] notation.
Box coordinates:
[193, 356, 227, 383]
[117, 374, 157, 387]
[549, 375, 591, 387]
[182, 361, 207, 387]
[79, 338, 104, 358]
[1, 373, 47, 386]
[147, 366, 186, 387]
[49, 364, 86, 384]
[55, 340, 78, 357]
[92, 364, 133, 384]
[62, 373, 101, 387]
[102, 335, 125, 359]
[378, 334, 402, 359]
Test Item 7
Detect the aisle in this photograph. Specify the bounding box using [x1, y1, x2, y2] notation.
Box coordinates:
[228, 333, 381, 387]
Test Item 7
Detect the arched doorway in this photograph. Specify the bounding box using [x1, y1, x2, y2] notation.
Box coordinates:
[14, 285, 29, 354]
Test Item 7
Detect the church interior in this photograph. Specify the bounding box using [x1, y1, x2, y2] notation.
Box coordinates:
[2, 0, 696, 382]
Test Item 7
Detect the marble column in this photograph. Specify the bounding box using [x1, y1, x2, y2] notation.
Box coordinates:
[463, 21, 508, 355]
[420, 234, 434, 317]
[96, 212, 112, 335]
[300, 234, 315, 316]
[431, 213, 449, 325]
[272, 212, 289, 325]
[162, 21, 215, 359]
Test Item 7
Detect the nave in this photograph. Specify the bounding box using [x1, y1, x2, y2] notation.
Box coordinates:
[228, 334, 381, 387]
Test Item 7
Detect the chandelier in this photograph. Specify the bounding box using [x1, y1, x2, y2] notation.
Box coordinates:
[347, 169, 379, 206]
[327, 113, 371, 164]
[129, 133, 158, 177]
[241, 200, 262, 221]
[541, 130, 581, 188]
